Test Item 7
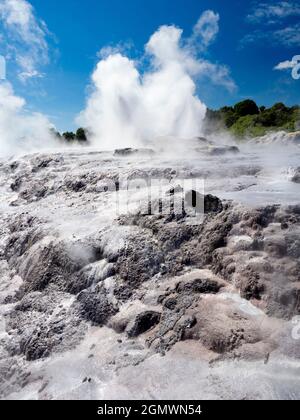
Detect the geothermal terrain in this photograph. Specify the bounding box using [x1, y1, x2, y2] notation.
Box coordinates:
[0, 134, 300, 400]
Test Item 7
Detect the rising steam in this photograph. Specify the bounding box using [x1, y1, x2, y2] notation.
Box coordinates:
[0, 0, 56, 158]
[0, 9, 235, 157]
[0, 82, 56, 156]
[78, 11, 235, 149]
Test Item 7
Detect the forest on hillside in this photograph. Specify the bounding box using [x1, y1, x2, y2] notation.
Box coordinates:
[205, 100, 300, 138]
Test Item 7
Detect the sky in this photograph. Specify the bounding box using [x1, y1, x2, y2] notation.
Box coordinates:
[0, 0, 300, 132]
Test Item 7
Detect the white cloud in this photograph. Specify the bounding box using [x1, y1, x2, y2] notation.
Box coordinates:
[98, 42, 134, 59]
[197, 61, 236, 92]
[274, 59, 296, 70]
[243, 1, 300, 47]
[78, 12, 236, 149]
[0, 2, 57, 156]
[274, 23, 300, 46]
[241, 22, 300, 47]
[274, 56, 300, 80]
[247, 1, 300, 24]
[189, 10, 220, 50]
[0, 0, 49, 82]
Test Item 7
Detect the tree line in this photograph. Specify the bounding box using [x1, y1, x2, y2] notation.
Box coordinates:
[53, 100, 300, 143]
[205, 100, 300, 138]
[51, 127, 88, 143]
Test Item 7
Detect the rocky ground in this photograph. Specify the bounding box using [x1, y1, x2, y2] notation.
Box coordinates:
[0, 137, 300, 400]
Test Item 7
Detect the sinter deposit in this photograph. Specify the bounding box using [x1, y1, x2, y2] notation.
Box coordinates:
[0, 136, 300, 400]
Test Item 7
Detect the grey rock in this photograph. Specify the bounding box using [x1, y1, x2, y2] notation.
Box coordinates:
[77, 285, 118, 326]
[126, 311, 161, 337]
[114, 148, 155, 157]
[291, 167, 300, 183]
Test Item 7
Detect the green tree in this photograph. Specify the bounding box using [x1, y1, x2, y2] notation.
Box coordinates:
[49, 128, 61, 139]
[234, 99, 259, 117]
[271, 102, 288, 112]
[216, 107, 237, 128]
[223, 110, 238, 128]
[63, 132, 76, 141]
[204, 100, 299, 139]
[76, 128, 87, 142]
[220, 106, 234, 113]
[257, 103, 290, 127]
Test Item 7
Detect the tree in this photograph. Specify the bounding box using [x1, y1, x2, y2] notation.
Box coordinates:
[234, 100, 259, 117]
[223, 111, 238, 128]
[63, 132, 76, 141]
[49, 128, 61, 139]
[76, 128, 87, 142]
[257, 103, 291, 127]
[220, 106, 234, 113]
[219, 107, 238, 128]
[204, 100, 299, 138]
[271, 102, 288, 112]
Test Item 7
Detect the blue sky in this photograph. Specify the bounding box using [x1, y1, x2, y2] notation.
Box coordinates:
[1, 0, 300, 132]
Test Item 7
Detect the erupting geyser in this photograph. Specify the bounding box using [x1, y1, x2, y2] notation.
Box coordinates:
[78, 11, 235, 149]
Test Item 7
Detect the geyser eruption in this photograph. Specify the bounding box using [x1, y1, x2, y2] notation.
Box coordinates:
[78, 11, 234, 149]
[0, 9, 234, 156]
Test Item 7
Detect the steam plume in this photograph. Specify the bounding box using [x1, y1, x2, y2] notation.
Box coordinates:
[78, 11, 235, 149]
[0, 82, 56, 156]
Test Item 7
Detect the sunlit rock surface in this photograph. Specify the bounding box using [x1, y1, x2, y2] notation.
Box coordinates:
[0, 139, 300, 400]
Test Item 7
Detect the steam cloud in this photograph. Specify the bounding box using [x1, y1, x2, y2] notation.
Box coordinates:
[0, 82, 56, 156]
[0, 0, 57, 158]
[0, 8, 235, 157]
[78, 11, 235, 149]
